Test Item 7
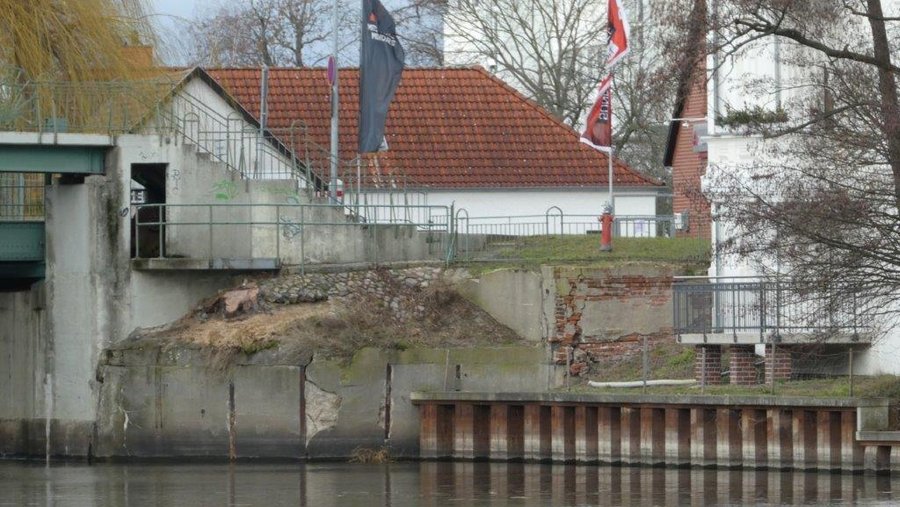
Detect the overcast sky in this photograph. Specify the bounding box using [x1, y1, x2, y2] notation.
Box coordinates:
[146, 0, 418, 65]
[150, 0, 202, 21]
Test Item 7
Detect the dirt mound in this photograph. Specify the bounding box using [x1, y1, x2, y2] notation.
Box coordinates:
[136, 274, 524, 364]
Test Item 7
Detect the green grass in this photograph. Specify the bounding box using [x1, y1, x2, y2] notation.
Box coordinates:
[458, 236, 710, 274]
[570, 375, 900, 400]
[586, 342, 696, 382]
[572, 340, 900, 401]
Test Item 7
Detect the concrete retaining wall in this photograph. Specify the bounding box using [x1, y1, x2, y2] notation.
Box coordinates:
[456, 269, 544, 342]
[91, 345, 553, 460]
[452, 265, 678, 367]
[0, 286, 48, 456]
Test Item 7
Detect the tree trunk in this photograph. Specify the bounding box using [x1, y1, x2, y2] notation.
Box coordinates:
[866, 0, 900, 211]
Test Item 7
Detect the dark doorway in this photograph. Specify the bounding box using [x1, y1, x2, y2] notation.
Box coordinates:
[130, 163, 167, 258]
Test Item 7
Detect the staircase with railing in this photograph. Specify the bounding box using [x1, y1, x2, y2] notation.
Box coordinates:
[0, 73, 434, 221]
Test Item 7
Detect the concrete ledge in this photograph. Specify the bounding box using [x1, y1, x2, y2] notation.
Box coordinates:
[678, 333, 761, 345]
[857, 431, 900, 444]
[132, 258, 280, 271]
[410, 391, 886, 409]
[280, 260, 445, 274]
[678, 332, 873, 345]
[0, 131, 114, 146]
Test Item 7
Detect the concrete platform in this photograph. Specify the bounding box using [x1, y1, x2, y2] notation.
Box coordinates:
[857, 431, 900, 444]
[131, 257, 281, 271]
[677, 332, 872, 345]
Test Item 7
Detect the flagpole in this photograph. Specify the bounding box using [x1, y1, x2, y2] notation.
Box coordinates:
[608, 72, 614, 213]
[329, 0, 340, 203]
[608, 146, 614, 211]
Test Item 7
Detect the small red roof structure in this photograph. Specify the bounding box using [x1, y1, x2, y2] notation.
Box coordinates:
[206, 67, 661, 190]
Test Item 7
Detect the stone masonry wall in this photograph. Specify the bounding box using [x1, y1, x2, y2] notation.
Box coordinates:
[259, 266, 443, 321]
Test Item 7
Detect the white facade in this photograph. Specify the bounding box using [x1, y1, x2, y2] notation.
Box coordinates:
[349, 188, 660, 236]
[427, 189, 655, 218]
[702, 4, 900, 374]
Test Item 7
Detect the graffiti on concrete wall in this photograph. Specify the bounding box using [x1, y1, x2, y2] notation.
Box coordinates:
[212, 180, 238, 201]
[279, 193, 304, 240]
[279, 216, 303, 240]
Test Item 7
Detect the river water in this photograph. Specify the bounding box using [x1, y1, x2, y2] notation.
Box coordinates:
[1, 461, 899, 506]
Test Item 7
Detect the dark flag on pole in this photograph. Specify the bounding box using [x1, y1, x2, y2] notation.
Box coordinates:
[580, 75, 613, 153]
[359, 0, 405, 153]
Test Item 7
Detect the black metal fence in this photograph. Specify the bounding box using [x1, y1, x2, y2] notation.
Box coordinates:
[673, 277, 866, 337]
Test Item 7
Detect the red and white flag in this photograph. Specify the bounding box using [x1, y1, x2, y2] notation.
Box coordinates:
[606, 0, 630, 69]
[579, 75, 613, 153]
[580, 0, 629, 154]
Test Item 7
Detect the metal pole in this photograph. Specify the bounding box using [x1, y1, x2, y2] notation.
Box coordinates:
[208, 205, 213, 260]
[329, 0, 340, 203]
[770, 344, 776, 394]
[257, 65, 269, 179]
[157, 205, 163, 259]
[135, 205, 141, 258]
[642, 336, 649, 393]
[608, 145, 614, 212]
[700, 346, 706, 394]
[849, 348, 854, 397]
[356, 157, 362, 216]
[299, 205, 306, 275]
[608, 72, 615, 213]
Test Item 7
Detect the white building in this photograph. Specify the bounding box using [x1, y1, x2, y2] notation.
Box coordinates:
[670, 1, 900, 378]
[206, 66, 666, 232]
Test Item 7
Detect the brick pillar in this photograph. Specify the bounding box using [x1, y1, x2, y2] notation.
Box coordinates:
[729, 345, 758, 385]
[694, 345, 722, 385]
[764, 345, 793, 383]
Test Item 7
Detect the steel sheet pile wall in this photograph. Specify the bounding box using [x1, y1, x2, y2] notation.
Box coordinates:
[414, 394, 899, 472]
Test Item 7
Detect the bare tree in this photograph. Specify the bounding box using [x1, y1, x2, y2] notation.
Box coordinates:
[188, 0, 444, 67]
[444, 0, 679, 178]
[445, 0, 607, 127]
[667, 0, 900, 321]
[188, 0, 328, 67]
[390, 0, 447, 66]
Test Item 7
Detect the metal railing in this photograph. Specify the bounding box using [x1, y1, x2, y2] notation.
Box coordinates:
[453, 207, 679, 260]
[133, 202, 454, 269]
[0, 76, 433, 216]
[454, 208, 677, 237]
[0, 173, 44, 220]
[613, 215, 676, 238]
[673, 276, 869, 338]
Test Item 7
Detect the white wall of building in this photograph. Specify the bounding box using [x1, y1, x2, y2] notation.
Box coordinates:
[425, 189, 656, 219]
[703, 6, 900, 374]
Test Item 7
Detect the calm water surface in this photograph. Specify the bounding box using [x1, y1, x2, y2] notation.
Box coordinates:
[1, 461, 899, 506]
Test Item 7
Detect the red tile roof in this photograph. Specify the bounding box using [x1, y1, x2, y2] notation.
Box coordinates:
[205, 67, 661, 189]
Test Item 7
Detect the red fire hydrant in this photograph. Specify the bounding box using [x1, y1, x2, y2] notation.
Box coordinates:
[599, 207, 614, 252]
